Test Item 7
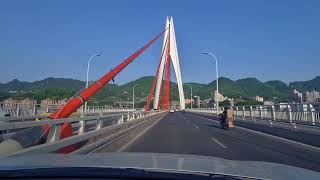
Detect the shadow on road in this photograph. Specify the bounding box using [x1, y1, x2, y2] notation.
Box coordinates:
[204, 123, 222, 130]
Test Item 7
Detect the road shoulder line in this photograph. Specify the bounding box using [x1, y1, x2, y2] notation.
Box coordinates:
[117, 113, 166, 152]
[188, 113, 320, 152]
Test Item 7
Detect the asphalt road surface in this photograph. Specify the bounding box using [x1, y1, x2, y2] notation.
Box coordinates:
[121, 112, 320, 172]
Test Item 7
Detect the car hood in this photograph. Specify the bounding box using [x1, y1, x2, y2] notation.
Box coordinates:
[0, 152, 319, 179]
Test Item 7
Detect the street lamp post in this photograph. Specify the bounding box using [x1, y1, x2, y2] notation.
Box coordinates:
[84, 54, 101, 113]
[203, 52, 219, 114]
[186, 84, 193, 109]
[132, 84, 139, 110]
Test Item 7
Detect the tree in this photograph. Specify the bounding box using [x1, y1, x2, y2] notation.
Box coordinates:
[220, 100, 231, 107]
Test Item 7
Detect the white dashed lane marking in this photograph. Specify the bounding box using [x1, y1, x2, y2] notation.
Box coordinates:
[192, 124, 199, 129]
[211, 137, 227, 149]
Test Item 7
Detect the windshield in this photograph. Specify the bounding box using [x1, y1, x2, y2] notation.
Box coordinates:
[0, 0, 320, 179]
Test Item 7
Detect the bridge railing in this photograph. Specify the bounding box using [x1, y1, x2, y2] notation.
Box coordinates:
[1, 102, 136, 117]
[187, 103, 320, 126]
[0, 110, 164, 156]
[0, 108, 138, 125]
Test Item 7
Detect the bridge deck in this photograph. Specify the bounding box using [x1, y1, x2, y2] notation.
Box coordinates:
[104, 112, 320, 172]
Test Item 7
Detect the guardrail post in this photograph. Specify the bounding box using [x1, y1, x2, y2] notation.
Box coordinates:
[79, 118, 86, 134]
[242, 107, 245, 119]
[46, 125, 61, 143]
[259, 106, 263, 119]
[127, 112, 130, 121]
[271, 105, 276, 121]
[287, 105, 292, 123]
[291, 122, 297, 131]
[249, 106, 253, 119]
[96, 116, 103, 130]
[33, 104, 37, 115]
[309, 104, 316, 126]
[16, 105, 20, 116]
[118, 115, 124, 124]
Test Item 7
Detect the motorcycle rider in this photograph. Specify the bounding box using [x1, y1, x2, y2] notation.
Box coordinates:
[219, 106, 234, 129]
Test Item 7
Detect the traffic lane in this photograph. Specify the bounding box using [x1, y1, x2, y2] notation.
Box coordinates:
[124, 112, 302, 160]
[189, 112, 320, 148]
[123, 112, 229, 156]
[186, 113, 320, 172]
[124, 112, 320, 172]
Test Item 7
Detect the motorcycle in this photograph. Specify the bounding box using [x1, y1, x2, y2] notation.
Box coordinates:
[218, 113, 233, 130]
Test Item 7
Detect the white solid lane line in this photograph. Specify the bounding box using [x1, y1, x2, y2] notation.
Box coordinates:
[189, 113, 320, 151]
[211, 137, 227, 149]
[192, 124, 199, 129]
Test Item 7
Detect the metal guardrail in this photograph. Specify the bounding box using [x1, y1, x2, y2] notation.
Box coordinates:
[0, 109, 139, 124]
[1, 102, 136, 117]
[187, 109, 320, 135]
[188, 103, 320, 126]
[0, 111, 163, 157]
[0, 114, 49, 123]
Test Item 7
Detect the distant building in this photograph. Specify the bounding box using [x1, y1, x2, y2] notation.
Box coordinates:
[312, 90, 320, 102]
[292, 89, 303, 103]
[8, 90, 18, 94]
[263, 101, 274, 106]
[303, 90, 320, 103]
[184, 98, 194, 105]
[212, 90, 227, 102]
[113, 101, 133, 108]
[40, 98, 67, 109]
[193, 96, 200, 108]
[200, 98, 211, 108]
[254, 96, 264, 102]
[3, 98, 20, 109]
[3, 98, 36, 109]
[303, 91, 313, 103]
[20, 98, 37, 108]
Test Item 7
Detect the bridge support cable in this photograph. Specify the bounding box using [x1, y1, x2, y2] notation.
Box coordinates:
[153, 17, 185, 110]
[158, 75, 165, 110]
[0, 29, 168, 155]
[145, 33, 170, 112]
[160, 50, 167, 109]
[50, 29, 167, 119]
[144, 65, 160, 112]
[163, 24, 171, 110]
[48, 29, 167, 152]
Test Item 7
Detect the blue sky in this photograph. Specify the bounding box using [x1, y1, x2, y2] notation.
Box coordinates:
[0, 0, 319, 84]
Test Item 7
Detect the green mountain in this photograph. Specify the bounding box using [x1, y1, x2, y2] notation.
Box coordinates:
[265, 80, 290, 98]
[1, 76, 319, 105]
[236, 78, 278, 100]
[0, 78, 85, 92]
[209, 77, 245, 98]
[289, 76, 320, 92]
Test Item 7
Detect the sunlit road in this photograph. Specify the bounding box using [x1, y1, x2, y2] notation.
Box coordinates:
[120, 112, 320, 172]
